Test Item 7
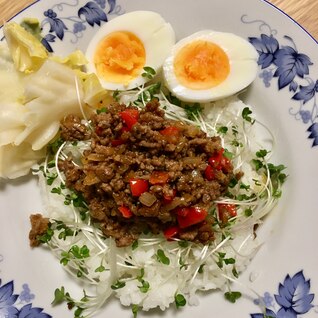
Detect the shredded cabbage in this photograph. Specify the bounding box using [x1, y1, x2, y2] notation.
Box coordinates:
[3, 22, 48, 73]
[14, 60, 85, 150]
[0, 142, 45, 179]
[0, 30, 102, 178]
[50, 50, 88, 69]
[82, 73, 113, 107]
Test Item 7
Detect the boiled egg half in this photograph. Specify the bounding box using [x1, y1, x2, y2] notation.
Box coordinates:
[85, 11, 175, 91]
[163, 30, 258, 102]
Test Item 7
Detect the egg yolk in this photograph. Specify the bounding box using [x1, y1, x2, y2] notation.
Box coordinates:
[173, 40, 230, 90]
[94, 31, 146, 85]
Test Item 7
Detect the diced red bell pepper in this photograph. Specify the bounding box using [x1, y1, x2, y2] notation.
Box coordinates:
[176, 207, 208, 229]
[120, 126, 130, 133]
[163, 189, 177, 204]
[204, 165, 215, 181]
[149, 171, 169, 185]
[119, 109, 139, 130]
[95, 126, 104, 136]
[111, 139, 126, 146]
[118, 206, 133, 218]
[159, 126, 180, 143]
[208, 148, 233, 172]
[175, 207, 190, 217]
[160, 126, 180, 136]
[163, 226, 179, 240]
[129, 178, 149, 196]
[219, 156, 232, 173]
[217, 204, 237, 224]
[208, 148, 225, 168]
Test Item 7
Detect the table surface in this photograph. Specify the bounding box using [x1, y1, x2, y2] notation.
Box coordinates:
[0, 0, 317, 40]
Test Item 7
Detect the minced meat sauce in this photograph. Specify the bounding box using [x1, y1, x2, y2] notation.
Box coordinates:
[57, 100, 235, 247]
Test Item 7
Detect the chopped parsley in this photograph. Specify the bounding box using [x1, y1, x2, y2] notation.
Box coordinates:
[268, 163, 287, 198]
[134, 82, 161, 104]
[156, 249, 170, 265]
[178, 240, 189, 248]
[111, 280, 126, 290]
[56, 221, 76, 240]
[216, 252, 236, 269]
[60, 245, 90, 266]
[242, 107, 255, 124]
[47, 137, 64, 155]
[251, 150, 287, 197]
[52, 286, 69, 306]
[175, 293, 187, 308]
[244, 208, 253, 217]
[240, 183, 251, 190]
[256, 149, 269, 158]
[141, 66, 156, 79]
[167, 93, 182, 106]
[37, 224, 54, 244]
[132, 304, 140, 318]
[50, 184, 89, 221]
[198, 264, 205, 274]
[252, 159, 264, 171]
[184, 103, 202, 120]
[136, 268, 150, 293]
[132, 240, 139, 250]
[217, 126, 229, 134]
[232, 266, 239, 278]
[113, 89, 120, 101]
[95, 265, 106, 273]
[96, 107, 108, 114]
[224, 291, 242, 303]
[52, 286, 88, 318]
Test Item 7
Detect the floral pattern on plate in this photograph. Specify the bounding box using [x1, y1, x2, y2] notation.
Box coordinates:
[0, 1, 317, 317]
[250, 271, 316, 318]
[1, 252, 50, 317]
[40, 0, 122, 52]
[242, 15, 318, 147]
[0, 278, 51, 318]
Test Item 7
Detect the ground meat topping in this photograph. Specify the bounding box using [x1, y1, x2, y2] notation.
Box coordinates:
[59, 100, 236, 247]
[60, 114, 91, 141]
[29, 214, 50, 247]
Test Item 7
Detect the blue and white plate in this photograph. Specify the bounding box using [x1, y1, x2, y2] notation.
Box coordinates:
[0, 0, 318, 317]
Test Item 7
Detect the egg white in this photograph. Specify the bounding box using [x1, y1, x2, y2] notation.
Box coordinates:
[85, 11, 175, 91]
[163, 30, 258, 103]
